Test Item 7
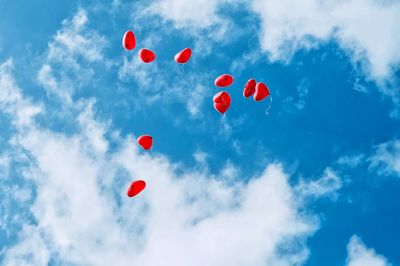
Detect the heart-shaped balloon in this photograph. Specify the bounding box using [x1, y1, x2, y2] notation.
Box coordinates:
[213, 91, 231, 114]
[127, 180, 146, 197]
[254, 82, 270, 101]
[174, 48, 192, 64]
[122, 30, 136, 51]
[214, 74, 234, 87]
[214, 103, 229, 114]
[137, 135, 153, 150]
[243, 79, 256, 98]
[139, 48, 156, 63]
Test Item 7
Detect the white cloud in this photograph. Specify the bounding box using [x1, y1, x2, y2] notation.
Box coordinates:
[37, 64, 72, 102]
[337, 154, 365, 168]
[37, 9, 107, 101]
[283, 78, 310, 112]
[336, 139, 400, 178]
[346, 235, 391, 266]
[295, 167, 342, 200]
[0, 60, 42, 127]
[295, 78, 309, 110]
[48, 9, 106, 63]
[3, 226, 51, 266]
[230, 50, 263, 74]
[219, 160, 239, 180]
[118, 54, 166, 104]
[150, 0, 220, 28]
[369, 139, 400, 176]
[186, 84, 208, 117]
[147, 0, 233, 38]
[193, 150, 208, 164]
[251, 0, 400, 83]
[0, 154, 9, 179]
[193, 150, 209, 172]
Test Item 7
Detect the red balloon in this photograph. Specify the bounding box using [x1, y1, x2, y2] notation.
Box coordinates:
[137, 135, 153, 150]
[213, 91, 231, 114]
[254, 82, 270, 101]
[243, 79, 256, 98]
[174, 48, 192, 64]
[122, 30, 136, 51]
[215, 74, 234, 87]
[127, 180, 146, 197]
[139, 48, 156, 63]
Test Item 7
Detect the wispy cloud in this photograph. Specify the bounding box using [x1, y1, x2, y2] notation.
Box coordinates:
[38, 9, 108, 102]
[146, 0, 233, 41]
[296, 167, 342, 200]
[332, 138, 400, 180]
[283, 77, 310, 112]
[346, 235, 391, 266]
[369, 139, 400, 177]
[337, 154, 365, 168]
[0, 60, 42, 127]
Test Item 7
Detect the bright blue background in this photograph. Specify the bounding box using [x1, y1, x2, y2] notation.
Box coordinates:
[1, 0, 399, 265]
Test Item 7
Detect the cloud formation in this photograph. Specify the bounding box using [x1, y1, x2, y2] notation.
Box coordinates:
[346, 235, 391, 266]
[38, 9, 107, 102]
[369, 139, 400, 177]
[252, 0, 400, 81]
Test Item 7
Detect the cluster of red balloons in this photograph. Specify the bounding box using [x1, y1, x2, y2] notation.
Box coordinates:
[243, 79, 270, 101]
[122, 30, 192, 64]
[213, 75, 271, 114]
[123, 30, 272, 198]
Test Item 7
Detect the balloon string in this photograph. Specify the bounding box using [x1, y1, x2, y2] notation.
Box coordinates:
[219, 113, 226, 135]
[180, 64, 185, 73]
[264, 95, 273, 116]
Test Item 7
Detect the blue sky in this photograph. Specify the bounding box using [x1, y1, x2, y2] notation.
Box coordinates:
[1, 0, 400, 265]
